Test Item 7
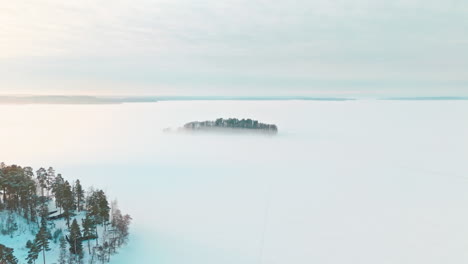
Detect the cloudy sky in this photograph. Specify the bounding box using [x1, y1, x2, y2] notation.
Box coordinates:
[1, 0, 467, 96]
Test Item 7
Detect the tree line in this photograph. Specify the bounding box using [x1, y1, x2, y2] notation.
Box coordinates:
[184, 118, 278, 133]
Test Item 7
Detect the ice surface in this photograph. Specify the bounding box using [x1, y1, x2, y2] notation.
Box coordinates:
[0, 100, 467, 263]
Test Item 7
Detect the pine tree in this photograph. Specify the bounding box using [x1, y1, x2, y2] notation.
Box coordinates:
[28, 194, 40, 224]
[23, 166, 34, 179]
[0, 243, 18, 264]
[35, 220, 51, 264]
[46, 167, 55, 196]
[37, 202, 49, 222]
[87, 190, 110, 226]
[58, 236, 67, 264]
[36, 168, 47, 197]
[86, 190, 99, 222]
[74, 180, 84, 211]
[98, 190, 110, 227]
[68, 219, 83, 256]
[25, 240, 39, 264]
[62, 181, 74, 227]
[52, 174, 65, 213]
[82, 214, 96, 254]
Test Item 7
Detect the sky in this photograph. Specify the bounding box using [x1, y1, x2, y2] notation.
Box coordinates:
[1, 0, 468, 97]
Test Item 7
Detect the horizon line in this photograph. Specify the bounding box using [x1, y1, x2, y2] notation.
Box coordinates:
[0, 95, 467, 105]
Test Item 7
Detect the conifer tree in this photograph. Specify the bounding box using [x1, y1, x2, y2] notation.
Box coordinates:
[87, 190, 110, 226]
[82, 214, 95, 254]
[46, 167, 55, 196]
[62, 181, 74, 227]
[34, 220, 51, 264]
[68, 219, 83, 256]
[25, 240, 39, 264]
[36, 168, 47, 197]
[97, 190, 110, 226]
[28, 194, 39, 224]
[0, 243, 18, 264]
[24, 166, 34, 180]
[37, 202, 49, 222]
[58, 236, 67, 264]
[52, 174, 65, 213]
[74, 180, 84, 211]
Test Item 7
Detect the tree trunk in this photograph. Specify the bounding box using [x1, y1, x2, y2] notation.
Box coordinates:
[90, 248, 95, 264]
[95, 227, 99, 246]
[43, 248, 46, 264]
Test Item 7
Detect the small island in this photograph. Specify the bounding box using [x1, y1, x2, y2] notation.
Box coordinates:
[181, 118, 278, 134]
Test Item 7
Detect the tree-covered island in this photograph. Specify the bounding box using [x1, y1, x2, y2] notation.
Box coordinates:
[182, 118, 278, 134]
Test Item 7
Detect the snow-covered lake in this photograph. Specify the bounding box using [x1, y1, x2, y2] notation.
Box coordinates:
[1, 100, 468, 263]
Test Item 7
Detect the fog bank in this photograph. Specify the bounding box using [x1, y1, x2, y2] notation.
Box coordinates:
[1, 101, 467, 263]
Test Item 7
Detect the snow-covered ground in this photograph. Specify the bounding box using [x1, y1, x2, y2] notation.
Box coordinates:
[0, 212, 39, 261]
[0, 207, 108, 264]
[1, 100, 468, 263]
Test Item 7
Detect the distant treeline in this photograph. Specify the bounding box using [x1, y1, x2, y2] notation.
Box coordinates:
[0, 96, 157, 105]
[183, 118, 278, 133]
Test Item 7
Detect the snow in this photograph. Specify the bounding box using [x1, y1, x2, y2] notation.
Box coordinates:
[1, 100, 468, 263]
[0, 205, 110, 264]
[0, 212, 37, 262]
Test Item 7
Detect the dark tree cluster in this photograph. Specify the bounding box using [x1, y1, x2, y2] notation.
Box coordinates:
[0, 163, 39, 222]
[0, 162, 132, 264]
[183, 118, 278, 133]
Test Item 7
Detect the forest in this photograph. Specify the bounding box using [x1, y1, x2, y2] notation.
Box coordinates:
[183, 118, 278, 133]
[0, 162, 131, 264]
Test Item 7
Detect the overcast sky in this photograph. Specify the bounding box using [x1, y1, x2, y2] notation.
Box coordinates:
[1, 0, 467, 96]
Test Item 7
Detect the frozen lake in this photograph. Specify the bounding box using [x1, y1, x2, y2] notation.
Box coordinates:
[1, 100, 468, 263]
